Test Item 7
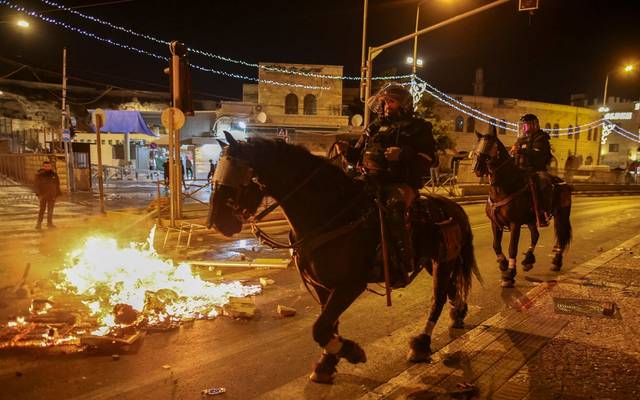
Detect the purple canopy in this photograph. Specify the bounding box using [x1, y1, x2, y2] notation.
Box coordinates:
[90, 110, 155, 136]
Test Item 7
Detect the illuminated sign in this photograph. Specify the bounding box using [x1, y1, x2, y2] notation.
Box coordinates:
[635, 102, 640, 111]
[604, 112, 633, 120]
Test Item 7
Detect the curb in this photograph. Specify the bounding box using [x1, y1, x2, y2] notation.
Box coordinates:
[359, 232, 640, 400]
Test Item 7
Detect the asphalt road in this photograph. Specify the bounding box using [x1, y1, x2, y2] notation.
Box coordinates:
[2, 195, 640, 400]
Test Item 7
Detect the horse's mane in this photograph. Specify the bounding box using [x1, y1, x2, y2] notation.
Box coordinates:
[244, 137, 358, 193]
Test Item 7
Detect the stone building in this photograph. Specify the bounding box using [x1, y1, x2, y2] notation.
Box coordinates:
[432, 95, 602, 171]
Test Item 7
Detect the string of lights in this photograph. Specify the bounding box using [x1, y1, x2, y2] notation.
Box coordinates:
[611, 124, 640, 143]
[35, 0, 413, 81]
[0, 0, 331, 90]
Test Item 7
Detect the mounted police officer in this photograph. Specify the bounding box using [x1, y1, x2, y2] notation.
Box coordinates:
[336, 82, 436, 280]
[510, 113, 553, 227]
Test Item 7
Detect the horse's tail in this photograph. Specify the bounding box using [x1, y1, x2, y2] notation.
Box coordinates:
[456, 226, 482, 308]
[554, 203, 572, 250]
[552, 184, 572, 250]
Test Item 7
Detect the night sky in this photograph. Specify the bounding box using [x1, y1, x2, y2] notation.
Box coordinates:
[1, 0, 639, 104]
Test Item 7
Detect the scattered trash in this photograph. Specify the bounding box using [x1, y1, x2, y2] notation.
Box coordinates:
[597, 247, 604, 252]
[259, 277, 275, 287]
[112, 354, 120, 361]
[162, 364, 171, 370]
[201, 387, 226, 396]
[277, 305, 296, 317]
[223, 297, 256, 319]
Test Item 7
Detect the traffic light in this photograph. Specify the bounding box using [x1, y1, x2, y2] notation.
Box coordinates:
[164, 41, 193, 116]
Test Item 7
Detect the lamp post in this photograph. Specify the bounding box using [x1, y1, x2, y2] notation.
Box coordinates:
[363, 0, 510, 127]
[411, 0, 429, 75]
[596, 64, 635, 164]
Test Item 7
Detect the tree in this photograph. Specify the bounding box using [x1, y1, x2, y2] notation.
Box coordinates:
[415, 94, 455, 152]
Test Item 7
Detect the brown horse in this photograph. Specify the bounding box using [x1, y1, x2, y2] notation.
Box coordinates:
[207, 132, 481, 384]
[471, 129, 572, 287]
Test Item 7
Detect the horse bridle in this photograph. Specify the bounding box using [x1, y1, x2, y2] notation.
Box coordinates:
[213, 155, 330, 249]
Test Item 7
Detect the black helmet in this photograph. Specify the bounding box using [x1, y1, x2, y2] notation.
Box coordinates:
[520, 114, 539, 123]
[519, 113, 540, 136]
[367, 82, 413, 116]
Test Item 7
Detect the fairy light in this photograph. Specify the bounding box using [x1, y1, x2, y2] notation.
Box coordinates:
[34, 0, 412, 81]
[0, 0, 330, 90]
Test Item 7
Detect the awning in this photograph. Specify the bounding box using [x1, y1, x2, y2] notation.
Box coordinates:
[89, 110, 155, 136]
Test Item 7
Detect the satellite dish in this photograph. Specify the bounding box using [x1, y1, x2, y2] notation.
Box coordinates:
[256, 111, 267, 124]
[350, 114, 363, 127]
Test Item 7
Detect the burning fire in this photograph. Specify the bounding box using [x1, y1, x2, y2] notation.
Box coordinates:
[56, 226, 261, 336]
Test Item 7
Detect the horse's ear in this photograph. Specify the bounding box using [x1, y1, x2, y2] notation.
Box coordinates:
[224, 131, 238, 146]
[216, 139, 228, 149]
[488, 125, 498, 137]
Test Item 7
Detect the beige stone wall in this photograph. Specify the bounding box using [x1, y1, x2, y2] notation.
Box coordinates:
[257, 63, 344, 125]
[433, 95, 601, 169]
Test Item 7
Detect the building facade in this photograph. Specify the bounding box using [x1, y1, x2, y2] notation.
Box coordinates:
[432, 95, 602, 171]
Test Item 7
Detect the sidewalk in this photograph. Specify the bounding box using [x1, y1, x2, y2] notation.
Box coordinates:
[361, 234, 640, 400]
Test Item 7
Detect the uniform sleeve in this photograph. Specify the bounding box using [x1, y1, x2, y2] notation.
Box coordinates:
[528, 134, 552, 168]
[400, 119, 435, 164]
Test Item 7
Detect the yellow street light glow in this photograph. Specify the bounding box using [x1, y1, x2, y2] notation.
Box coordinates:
[624, 64, 634, 72]
[16, 20, 29, 28]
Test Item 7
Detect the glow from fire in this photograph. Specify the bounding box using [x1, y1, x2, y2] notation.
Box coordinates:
[56, 227, 261, 335]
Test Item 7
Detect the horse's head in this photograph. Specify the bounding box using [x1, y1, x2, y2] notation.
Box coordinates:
[471, 126, 506, 178]
[207, 131, 265, 237]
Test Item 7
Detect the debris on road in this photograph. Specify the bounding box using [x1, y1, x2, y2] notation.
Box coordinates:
[162, 364, 172, 370]
[112, 354, 120, 361]
[201, 387, 226, 396]
[260, 277, 275, 287]
[223, 297, 256, 319]
[276, 305, 296, 317]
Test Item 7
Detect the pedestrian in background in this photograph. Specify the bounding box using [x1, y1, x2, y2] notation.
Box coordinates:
[34, 160, 61, 230]
[185, 157, 194, 180]
[207, 159, 217, 190]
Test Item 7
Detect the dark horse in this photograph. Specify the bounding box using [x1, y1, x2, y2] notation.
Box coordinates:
[208, 132, 480, 384]
[471, 129, 572, 287]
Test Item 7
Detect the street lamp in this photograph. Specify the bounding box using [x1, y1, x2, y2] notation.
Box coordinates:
[411, 0, 449, 75]
[406, 56, 424, 67]
[598, 64, 635, 113]
[0, 19, 30, 28]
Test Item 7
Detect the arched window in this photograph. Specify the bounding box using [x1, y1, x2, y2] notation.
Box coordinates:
[544, 123, 551, 131]
[303, 94, 317, 115]
[284, 93, 298, 114]
[587, 128, 592, 141]
[466, 117, 475, 133]
[552, 123, 560, 138]
[455, 115, 464, 132]
[575, 126, 580, 140]
[567, 125, 573, 139]
[593, 127, 598, 142]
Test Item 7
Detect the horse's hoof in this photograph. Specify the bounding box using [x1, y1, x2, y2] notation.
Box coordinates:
[522, 263, 534, 272]
[500, 279, 515, 288]
[309, 371, 335, 384]
[450, 320, 465, 329]
[338, 339, 367, 364]
[408, 334, 431, 363]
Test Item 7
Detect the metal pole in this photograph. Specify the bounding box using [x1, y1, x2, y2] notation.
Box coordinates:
[359, 0, 369, 101]
[171, 50, 183, 222]
[363, 0, 510, 127]
[363, 48, 374, 127]
[596, 74, 609, 165]
[95, 121, 106, 214]
[168, 113, 176, 227]
[61, 47, 69, 191]
[412, 2, 421, 75]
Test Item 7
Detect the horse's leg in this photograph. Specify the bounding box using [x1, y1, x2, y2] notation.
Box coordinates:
[521, 223, 539, 272]
[551, 203, 572, 272]
[492, 221, 508, 272]
[447, 268, 467, 329]
[309, 284, 366, 384]
[408, 260, 450, 362]
[501, 223, 521, 288]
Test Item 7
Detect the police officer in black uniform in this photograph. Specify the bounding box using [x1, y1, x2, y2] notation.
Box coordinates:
[337, 83, 436, 278]
[510, 113, 553, 227]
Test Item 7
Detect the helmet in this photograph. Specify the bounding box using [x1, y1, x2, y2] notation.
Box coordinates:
[519, 113, 539, 136]
[367, 82, 413, 116]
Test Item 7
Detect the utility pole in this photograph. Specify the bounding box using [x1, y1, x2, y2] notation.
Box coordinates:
[359, 0, 369, 102]
[363, 0, 511, 127]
